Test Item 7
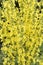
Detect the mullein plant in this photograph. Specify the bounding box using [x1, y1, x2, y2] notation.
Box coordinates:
[0, 0, 43, 65]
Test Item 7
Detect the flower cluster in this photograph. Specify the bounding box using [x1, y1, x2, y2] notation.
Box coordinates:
[0, 0, 43, 65]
